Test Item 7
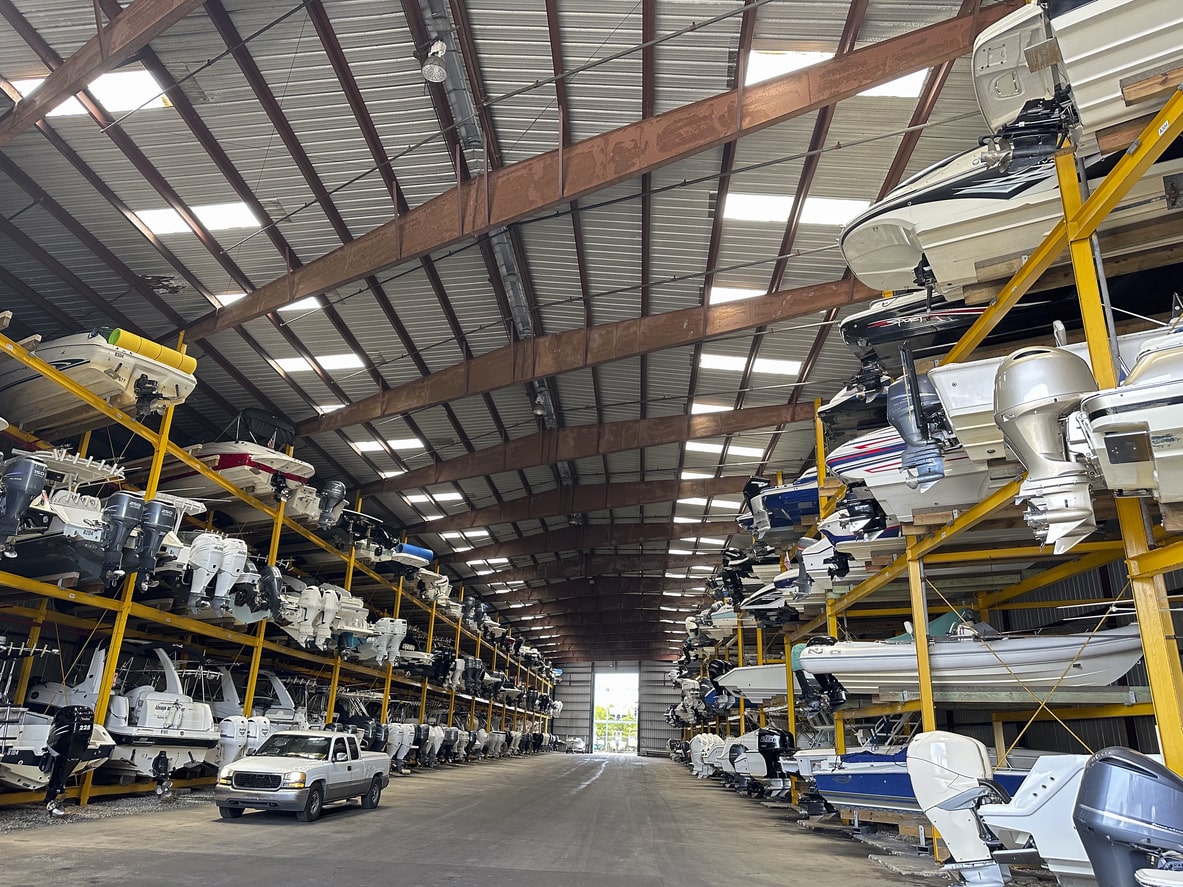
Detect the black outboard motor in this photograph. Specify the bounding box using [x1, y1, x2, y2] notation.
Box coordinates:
[796, 637, 847, 711]
[0, 456, 47, 545]
[150, 749, 174, 798]
[1073, 747, 1183, 887]
[40, 704, 95, 815]
[756, 727, 794, 780]
[238, 563, 285, 622]
[316, 480, 347, 531]
[410, 723, 431, 768]
[440, 727, 460, 763]
[524, 686, 539, 712]
[99, 491, 143, 583]
[130, 498, 179, 589]
[463, 657, 486, 695]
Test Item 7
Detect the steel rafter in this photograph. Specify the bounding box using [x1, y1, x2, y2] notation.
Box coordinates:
[186, 2, 1021, 340]
[0, 0, 204, 146]
[459, 554, 721, 585]
[297, 277, 871, 436]
[360, 402, 813, 495]
[400, 476, 743, 535]
[442, 521, 736, 563]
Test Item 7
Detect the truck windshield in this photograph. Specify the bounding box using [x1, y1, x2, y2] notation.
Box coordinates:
[254, 734, 330, 760]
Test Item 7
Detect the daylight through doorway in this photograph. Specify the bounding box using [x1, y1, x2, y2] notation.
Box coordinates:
[593, 672, 639, 754]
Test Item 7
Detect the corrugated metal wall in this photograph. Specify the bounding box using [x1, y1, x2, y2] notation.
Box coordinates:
[638, 660, 682, 756]
[552, 661, 593, 747]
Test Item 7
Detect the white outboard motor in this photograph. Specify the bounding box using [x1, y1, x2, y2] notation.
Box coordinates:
[364, 617, 407, 665]
[186, 533, 225, 612]
[690, 733, 724, 778]
[246, 716, 272, 754]
[1073, 748, 1183, 887]
[907, 731, 1011, 887]
[218, 716, 249, 765]
[214, 537, 250, 612]
[995, 347, 1099, 553]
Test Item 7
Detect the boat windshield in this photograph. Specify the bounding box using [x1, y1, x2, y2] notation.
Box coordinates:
[254, 734, 330, 760]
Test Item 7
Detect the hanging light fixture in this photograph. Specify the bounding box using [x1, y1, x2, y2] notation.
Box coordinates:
[421, 40, 448, 83]
[532, 394, 547, 417]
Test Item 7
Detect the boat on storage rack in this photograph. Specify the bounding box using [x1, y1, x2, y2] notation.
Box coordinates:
[25, 642, 219, 793]
[154, 410, 323, 523]
[838, 132, 1183, 299]
[737, 471, 820, 543]
[798, 621, 1145, 697]
[0, 327, 198, 438]
[827, 426, 1015, 523]
[0, 638, 116, 812]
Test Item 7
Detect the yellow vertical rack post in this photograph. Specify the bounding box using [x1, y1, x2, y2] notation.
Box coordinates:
[736, 617, 745, 732]
[907, 545, 937, 732]
[380, 662, 393, 722]
[755, 626, 766, 728]
[418, 599, 438, 722]
[12, 598, 48, 704]
[243, 496, 286, 718]
[1053, 117, 1183, 768]
[447, 612, 463, 724]
[325, 656, 342, 724]
[487, 646, 498, 730]
[80, 340, 183, 805]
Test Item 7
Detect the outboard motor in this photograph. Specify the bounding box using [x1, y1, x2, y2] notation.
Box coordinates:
[246, 716, 272, 754]
[99, 491, 143, 582]
[463, 657, 485, 695]
[887, 354, 951, 489]
[742, 476, 773, 534]
[239, 563, 285, 622]
[1072, 748, 1183, 887]
[131, 498, 179, 588]
[995, 347, 1099, 553]
[907, 731, 1012, 887]
[0, 455, 47, 545]
[316, 480, 347, 530]
[41, 705, 95, 815]
[218, 716, 249, 765]
[794, 637, 847, 711]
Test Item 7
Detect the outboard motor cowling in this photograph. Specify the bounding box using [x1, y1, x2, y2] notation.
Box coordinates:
[995, 347, 1099, 553]
[0, 455, 47, 543]
[316, 481, 347, 530]
[100, 491, 143, 581]
[887, 374, 948, 489]
[1073, 747, 1183, 887]
[41, 705, 95, 813]
[132, 498, 179, 588]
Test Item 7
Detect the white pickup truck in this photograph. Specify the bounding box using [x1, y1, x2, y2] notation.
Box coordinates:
[215, 729, 391, 822]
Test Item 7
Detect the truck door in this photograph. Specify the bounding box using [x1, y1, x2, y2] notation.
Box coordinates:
[326, 736, 352, 801]
[345, 734, 365, 794]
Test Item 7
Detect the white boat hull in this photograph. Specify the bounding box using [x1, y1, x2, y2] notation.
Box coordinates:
[0, 331, 196, 436]
[799, 625, 1143, 695]
[715, 664, 790, 705]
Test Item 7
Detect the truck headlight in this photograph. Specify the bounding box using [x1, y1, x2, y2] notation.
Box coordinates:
[217, 767, 232, 786]
[281, 770, 306, 788]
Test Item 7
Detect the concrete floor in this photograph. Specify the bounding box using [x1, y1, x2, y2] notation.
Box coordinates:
[2, 755, 914, 887]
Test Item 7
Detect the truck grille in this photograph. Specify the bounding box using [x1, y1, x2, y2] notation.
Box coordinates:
[232, 772, 282, 790]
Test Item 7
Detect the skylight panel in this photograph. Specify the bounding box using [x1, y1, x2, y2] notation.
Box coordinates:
[691, 401, 730, 414]
[680, 470, 713, 480]
[13, 69, 170, 117]
[745, 49, 924, 97]
[708, 286, 764, 305]
[352, 437, 423, 452]
[278, 297, 322, 313]
[722, 193, 869, 226]
[137, 201, 260, 235]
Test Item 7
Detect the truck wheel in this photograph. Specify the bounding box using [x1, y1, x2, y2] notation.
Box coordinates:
[296, 785, 324, 823]
[218, 806, 244, 819]
[361, 776, 383, 809]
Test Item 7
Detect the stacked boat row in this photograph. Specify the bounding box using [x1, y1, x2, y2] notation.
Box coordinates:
[673, 721, 1183, 887]
[1, 636, 561, 813]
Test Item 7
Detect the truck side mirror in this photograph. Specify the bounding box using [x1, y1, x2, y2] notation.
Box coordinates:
[334, 751, 349, 762]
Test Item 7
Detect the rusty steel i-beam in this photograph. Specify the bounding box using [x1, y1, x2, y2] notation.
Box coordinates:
[184, 1, 1019, 342]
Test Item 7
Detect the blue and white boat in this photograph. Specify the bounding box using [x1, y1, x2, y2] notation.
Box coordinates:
[738, 471, 820, 543]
